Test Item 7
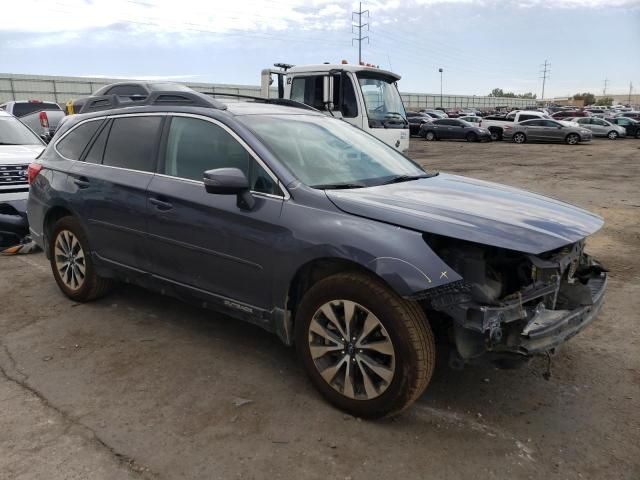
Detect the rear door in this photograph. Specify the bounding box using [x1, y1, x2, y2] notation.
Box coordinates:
[519, 120, 543, 141]
[69, 114, 163, 272]
[144, 114, 286, 309]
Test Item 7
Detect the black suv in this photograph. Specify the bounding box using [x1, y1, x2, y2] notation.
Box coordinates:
[27, 89, 607, 417]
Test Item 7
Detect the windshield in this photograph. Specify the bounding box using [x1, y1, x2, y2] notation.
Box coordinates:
[240, 114, 426, 189]
[0, 116, 44, 145]
[356, 73, 407, 128]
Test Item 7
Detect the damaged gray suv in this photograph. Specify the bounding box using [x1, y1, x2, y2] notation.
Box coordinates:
[27, 90, 607, 418]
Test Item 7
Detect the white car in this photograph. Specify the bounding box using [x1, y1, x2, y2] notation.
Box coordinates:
[0, 110, 45, 246]
[0, 100, 65, 141]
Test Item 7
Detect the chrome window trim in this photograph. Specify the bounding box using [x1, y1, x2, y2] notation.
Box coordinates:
[166, 112, 290, 200]
[53, 116, 107, 161]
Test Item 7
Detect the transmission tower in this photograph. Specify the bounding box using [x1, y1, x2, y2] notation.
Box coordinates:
[352, 2, 369, 65]
[539, 60, 550, 101]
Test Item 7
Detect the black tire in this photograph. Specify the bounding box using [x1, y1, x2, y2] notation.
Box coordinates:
[635, 129, 640, 139]
[295, 272, 435, 418]
[512, 132, 526, 144]
[565, 133, 580, 145]
[425, 131, 436, 141]
[466, 132, 478, 142]
[489, 128, 502, 141]
[49, 216, 112, 302]
[606, 131, 618, 140]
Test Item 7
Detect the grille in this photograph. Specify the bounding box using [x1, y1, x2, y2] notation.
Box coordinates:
[0, 164, 29, 186]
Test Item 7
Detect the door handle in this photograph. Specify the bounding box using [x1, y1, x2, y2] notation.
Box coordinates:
[73, 177, 90, 189]
[149, 197, 173, 211]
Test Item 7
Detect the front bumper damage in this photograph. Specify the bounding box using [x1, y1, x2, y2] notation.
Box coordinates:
[417, 241, 607, 361]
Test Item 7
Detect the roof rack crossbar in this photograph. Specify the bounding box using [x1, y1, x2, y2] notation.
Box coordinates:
[79, 90, 227, 114]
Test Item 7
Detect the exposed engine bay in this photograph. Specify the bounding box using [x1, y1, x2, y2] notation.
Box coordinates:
[418, 234, 608, 364]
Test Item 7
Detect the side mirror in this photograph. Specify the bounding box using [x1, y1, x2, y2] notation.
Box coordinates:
[203, 168, 255, 210]
[322, 75, 334, 111]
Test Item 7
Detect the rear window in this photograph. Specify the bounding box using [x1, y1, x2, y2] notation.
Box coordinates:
[56, 120, 103, 160]
[12, 102, 62, 118]
[102, 116, 162, 172]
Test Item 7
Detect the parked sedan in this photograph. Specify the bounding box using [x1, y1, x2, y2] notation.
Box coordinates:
[406, 112, 433, 136]
[615, 111, 640, 120]
[566, 117, 626, 139]
[504, 119, 592, 145]
[420, 118, 492, 142]
[420, 109, 447, 119]
[606, 116, 640, 138]
[552, 110, 590, 119]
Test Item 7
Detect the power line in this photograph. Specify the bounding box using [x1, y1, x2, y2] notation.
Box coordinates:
[540, 60, 550, 101]
[352, 2, 369, 64]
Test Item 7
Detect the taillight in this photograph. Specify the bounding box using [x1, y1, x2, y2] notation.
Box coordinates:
[39, 111, 49, 129]
[27, 163, 43, 184]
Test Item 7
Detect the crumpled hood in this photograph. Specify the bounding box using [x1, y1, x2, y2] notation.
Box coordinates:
[0, 145, 44, 165]
[326, 173, 603, 254]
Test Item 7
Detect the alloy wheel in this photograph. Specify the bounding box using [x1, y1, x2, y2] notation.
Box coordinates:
[425, 132, 435, 141]
[514, 133, 526, 144]
[308, 300, 395, 400]
[608, 131, 618, 139]
[566, 134, 579, 145]
[54, 229, 86, 291]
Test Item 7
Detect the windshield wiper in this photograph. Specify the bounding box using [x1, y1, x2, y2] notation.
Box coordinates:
[313, 183, 367, 190]
[380, 173, 437, 185]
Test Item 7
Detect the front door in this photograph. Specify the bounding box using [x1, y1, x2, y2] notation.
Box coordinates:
[145, 114, 287, 309]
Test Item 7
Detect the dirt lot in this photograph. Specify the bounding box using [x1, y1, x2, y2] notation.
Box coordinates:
[1, 138, 639, 479]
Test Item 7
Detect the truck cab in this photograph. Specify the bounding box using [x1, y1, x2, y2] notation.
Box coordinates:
[261, 63, 409, 153]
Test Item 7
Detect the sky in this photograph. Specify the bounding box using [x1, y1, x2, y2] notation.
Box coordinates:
[1, 0, 639, 98]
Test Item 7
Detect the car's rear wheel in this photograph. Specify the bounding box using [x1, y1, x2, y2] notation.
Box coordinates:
[295, 272, 435, 418]
[607, 131, 618, 139]
[49, 216, 112, 302]
[565, 133, 580, 145]
[489, 128, 502, 141]
[512, 132, 526, 144]
[466, 132, 478, 142]
[425, 131, 436, 141]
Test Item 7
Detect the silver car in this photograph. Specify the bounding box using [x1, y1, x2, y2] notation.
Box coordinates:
[458, 115, 481, 124]
[504, 119, 592, 145]
[567, 117, 626, 139]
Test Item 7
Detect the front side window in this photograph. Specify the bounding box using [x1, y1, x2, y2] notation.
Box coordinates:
[357, 72, 406, 128]
[163, 116, 281, 195]
[56, 120, 103, 160]
[0, 116, 45, 146]
[240, 114, 426, 189]
[102, 116, 162, 172]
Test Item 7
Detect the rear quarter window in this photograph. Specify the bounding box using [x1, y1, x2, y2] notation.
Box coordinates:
[56, 120, 103, 160]
[102, 116, 163, 172]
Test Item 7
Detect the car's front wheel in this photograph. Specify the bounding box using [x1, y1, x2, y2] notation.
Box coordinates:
[565, 133, 580, 145]
[607, 131, 618, 139]
[512, 132, 526, 144]
[466, 132, 478, 142]
[49, 216, 112, 302]
[295, 272, 435, 418]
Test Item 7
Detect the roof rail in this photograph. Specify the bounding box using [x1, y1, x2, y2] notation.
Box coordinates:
[200, 92, 318, 111]
[78, 90, 227, 114]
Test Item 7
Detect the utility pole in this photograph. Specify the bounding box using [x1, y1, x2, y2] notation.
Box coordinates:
[539, 60, 550, 102]
[438, 68, 443, 108]
[352, 2, 369, 64]
[603, 78, 609, 96]
[629, 81, 633, 105]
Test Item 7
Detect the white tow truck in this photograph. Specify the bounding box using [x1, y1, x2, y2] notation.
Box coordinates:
[261, 62, 410, 153]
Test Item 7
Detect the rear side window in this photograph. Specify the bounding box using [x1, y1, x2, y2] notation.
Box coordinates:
[13, 102, 62, 117]
[103, 116, 162, 172]
[56, 120, 103, 160]
[518, 114, 539, 122]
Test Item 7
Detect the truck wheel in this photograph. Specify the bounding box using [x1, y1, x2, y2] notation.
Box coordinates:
[565, 133, 580, 145]
[607, 131, 618, 140]
[425, 131, 436, 141]
[295, 272, 435, 418]
[466, 132, 478, 142]
[489, 128, 502, 141]
[512, 132, 526, 144]
[49, 216, 112, 302]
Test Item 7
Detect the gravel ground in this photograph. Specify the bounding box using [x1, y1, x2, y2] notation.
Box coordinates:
[1, 137, 639, 479]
